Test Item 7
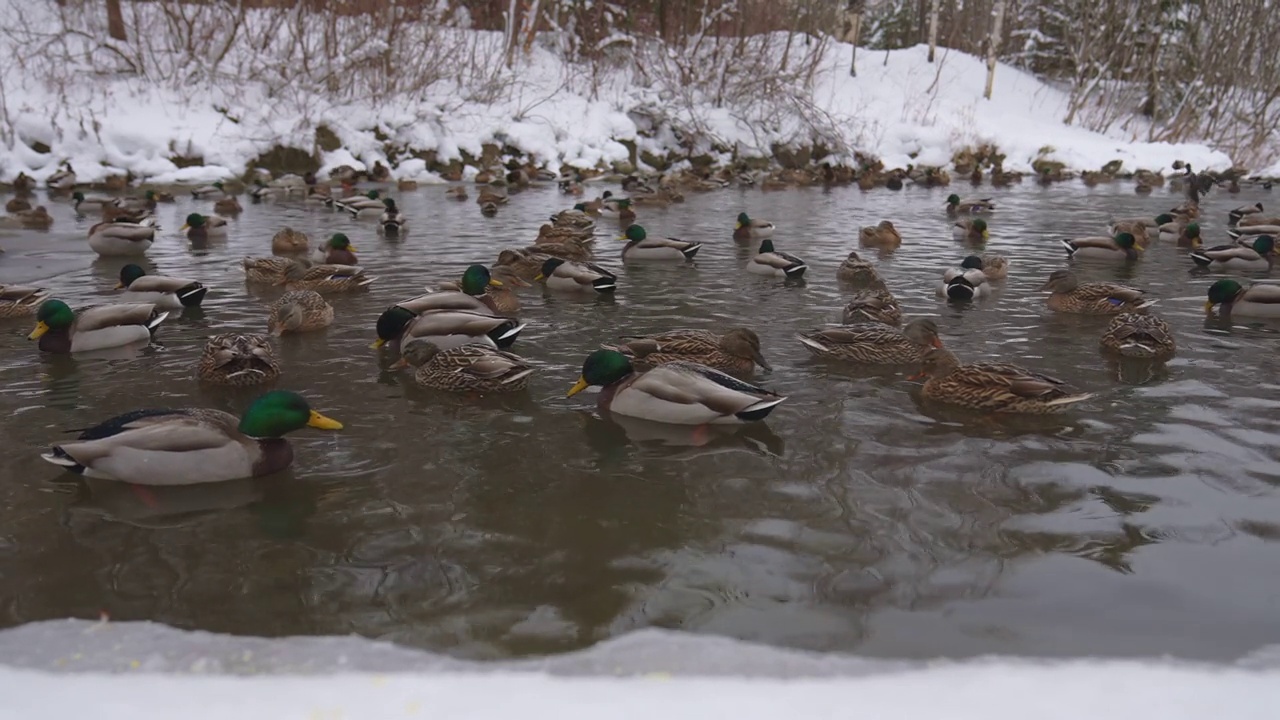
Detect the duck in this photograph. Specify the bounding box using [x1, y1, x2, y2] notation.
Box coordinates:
[392, 340, 535, 393]
[603, 328, 771, 375]
[836, 251, 886, 287]
[243, 256, 302, 284]
[445, 186, 468, 201]
[0, 284, 51, 318]
[1061, 232, 1141, 261]
[5, 196, 30, 213]
[733, 212, 775, 242]
[945, 195, 995, 215]
[71, 191, 115, 211]
[978, 252, 1009, 279]
[537, 222, 595, 246]
[747, 239, 807, 279]
[1228, 224, 1280, 241]
[210, 194, 241, 214]
[476, 187, 508, 205]
[938, 255, 990, 301]
[181, 213, 230, 242]
[271, 227, 310, 254]
[480, 201, 500, 216]
[527, 239, 593, 262]
[1190, 235, 1275, 272]
[842, 289, 902, 325]
[281, 261, 375, 293]
[951, 218, 989, 243]
[535, 257, 618, 293]
[618, 224, 701, 262]
[859, 220, 902, 247]
[13, 171, 36, 193]
[13, 206, 53, 228]
[249, 182, 290, 202]
[1205, 279, 1280, 317]
[196, 333, 281, 386]
[1174, 222, 1202, 248]
[1238, 213, 1280, 228]
[115, 264, 208, 309]
[797, 318, 942, 364]
[567, 350, 785, 425]
[439, 264, 528, 317]
[88, 220, 155, 256]
[39, 390, 341, 485]
[910, 348, 1094, 414]
[1110, 220, 1153, 248]
[311, 233, 359, 265]
[268, 290, 333, 335]
[494, 248, 552, 282]
[379, 199, 406, 233]
[373, 308, 525, 353]
[1099, 313, 1176, 360]
[1039, 270, 1154, 314]
[28, 300, 168, 353]
[598, 192, 635, 223]
[1229, 202, 1265, 226]
[340, 191, 386, 217]
[190, 181, 227, 199]
[46, 164, 76, 191]
[551, 205, 596, 229]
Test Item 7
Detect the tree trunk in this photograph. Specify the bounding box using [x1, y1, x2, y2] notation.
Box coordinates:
[983, 0, 1006, 100]
[844, 1, 864, 77]
[926, 0, 939, 62]
[106, 0, 126, 42]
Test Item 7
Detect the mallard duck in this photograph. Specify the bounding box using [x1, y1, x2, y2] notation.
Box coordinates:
[439, 264, 527, 317]
[567, 350, 785, 425]
[1099, 313, 1176, 360]
[28, 300, 168, 353]
[619, 224, 701, 262]
[1191, 236, 1275, 272]
[197, 333, 280, 386]
[842, 289, 902, 325]
[1061, 232, 1141, 261]
[181, 213, 229, 243]
[1205, 279, 1280, 317]
[1109, 220, 1152, 248]
[733, 212, 774, 242]
[212, 194, 241, 214]
[551, 205, 595, 229]
[938, 255, 990, 301]
[797, 318, 942, 364]
[859, 220, 902, 247]
[535, 257, 617, 293]
[0, 284, 50, 318]
[537, 222, 595, 245]
[190, 181, 227, 199]
[1229, 202, 1264, 226]
[836, 251, 885, 287]
[242, 256, 301, 284]
[599, 192, 635, 223]
[13, 171, 36, 193]
[249, 181, 289, 202]
[88, 220, 154, 256]
[268, 290, 333, 335]
[46, 164, 76, 191]
[373, 308, 525, 352]
[952, 218, 989, 243]
[1228, 224, 1280, 241]
[604, 328, 771, 375]
[392, 340, 534, 393]
[748, 239, 807, 278]
[945, 195, 995, 215]
[271, 227, 310, 254]
[910, 348, 1093, 414]
[445, 186, 468, 200]
[1238, 214, 1280, 228]
[1039, 270, 1154, 314]
[476, 187, 508, 205]
[1175, 222, 1202, 248]
[379, 199, 406, 233]
[70, 191, 112, 210]
[311, 233, 359, 265]
[282, 262, 374, 293]
[978, 252, 1009, 279]
[525, 239, 592, 262]
[40, 390, 341, 485]
[494, 248, 551, 282]
[14, 206, 53, 228]
[5, 196, 30, 213]
[340, 191, 386, 217]
[115, 264, 208, 309]
[480, 201, 499, 216]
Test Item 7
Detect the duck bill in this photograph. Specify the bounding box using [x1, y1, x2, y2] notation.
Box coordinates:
[488, 278, 504, 287]
[566, 377, 590, 397]
[113, 282, 125, 289]
[907, 371, 926, 381]
[179, 223, 190, 231]
[370, 338, 387, 349]
[753, 351, 773, 372]
[1203, 300, 1215, 313]
[348, 244, 359, 252]
[389, 357, 409, 370]
[533, 273, 545, 282]
[307, 410, 344, 430]
[930, 337, 944, 349]
[28, 321, 49, 340]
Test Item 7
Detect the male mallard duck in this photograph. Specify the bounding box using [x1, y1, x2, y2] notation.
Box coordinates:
[268, 290, 333, 335]
[272, 227, 310, 254]
[88, 220, 155, 256]
[214, 195, 243, 215]
[28, 300, 168, 353]
[439, 264, 528, 317]
[190, 181, 227, 199]
[40, 390, 341, 485]
[5, 196, 30, 213]
[859, 220, 902, 247]
[373, 308, 524, 352]
[115, 264, 208, 309]
[1238, 214, 1280, 228]
[937, 255, 990, 301]
[0, 284, 50, 318]
[945, 195, 995, 215]
[567, 350, 785, 425]
[197, 333, 280, 386]
[1229, 202, 1264, 226]
[952, 218, 988, 243]
[535, 257, 618, 293]
[604, 328, 771, 375]
[1174, 221, 1201, 248]
[340, 191, 386, 217]
[733, 212, 774, 242]
[1108, 220, 1152, 248]
[599, 192, 635, 223]
[797, 318, 942, 364]
[181, 213, 229, 242]
[282, 262, 374, 293]
[748, 239, 807, 278]
[1100, 313, 1175, 360]
[70, 191, 113, 211]
[842, 289, 902, 325]
[1228, 224, 1280, 241]
[1039, 270, 1153, 314]
[1061, 232, 1141, 261]
[910, 347, 1093, 414]
[494, 248, 552, 282]
[619, 224, 701, 262]
[14, 206, 53, 228]
[1190, 235, 1275, 272]
[1205, 279, 1280, 317]
[311, 233, 359, 265]
[445, 186, 468, 200]
[392, 340, 534, 393]
[46, 164, 76, 191]
[836, 251, 886, 287]
[249, 181, 289, 202]
[379, 199, 406, 233]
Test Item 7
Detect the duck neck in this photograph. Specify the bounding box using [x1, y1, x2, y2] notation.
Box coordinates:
[251, 438, 295, 476]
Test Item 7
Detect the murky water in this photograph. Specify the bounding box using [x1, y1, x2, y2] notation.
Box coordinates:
[2, 179, 1280, 661]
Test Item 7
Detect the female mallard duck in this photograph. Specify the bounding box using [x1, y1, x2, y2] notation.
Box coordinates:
[40, 390, 341, 485]
[937, 255, 990, 301]
[445, 186, 468, 200]
[14, 206, 53, 228]
[843, 289, 902, 325]
[311, 233, 359, 265]
[190, 181, 227, 199]
[373, 307, 525, 352]
[733, 212, 774, 242]
[952, 218, 988, 243]
[1061, 232, 1141, 262]
[748, 239, 807, 278]
[859, 220, 902, 247]
[1190, 235, 1275, 272]
[243, 256, 300, 284]
[1229, 202, 1265, 226]
[1206, 279, 1280, 317]
[46, 164, 76, 191]
[945, 195, 995, 215]
[282, 262, 375, 293]
[529, 239, 593, 262]
[1039, 270, 1153, 314]
[71, 191, 114, 211]
[619, 224, 701, 262]
[181, 213, 229, 242]
[197, 333, 280, 386]
[28, 300, 168, 353]
[214, 195, 243, 215]
[0, 284, 50, 318]
[268, 290, 333, 335]
[5, 196, 30, 213]
[494, 248, 552, 282]
[1099, 313, 1176, 360]
[797, 318, 942, 364]
[88, 220, 155, 256]
[476, 187, 508, 206]
[535, 257, 618, 293]
[480, 201, 500, 216]
[836, 251, 886, 287]
[978, 252, 1009, 279]
[379, 199, 406, 233]
[272, 227, 310, 254]
[551, 205, 595, 229]
[599, 192, 635, 223]
[537, 223, 595, 246]
[910, 347, 1093, 414]
[336, 190, 384, 216]
[115, 264, 208, 309]
[439, 264, 528, 317]
[603, 328, 771, 375]
[392, 340, 535, 393]
[567, 350, 785, 425]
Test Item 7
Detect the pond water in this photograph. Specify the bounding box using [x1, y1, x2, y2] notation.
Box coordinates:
[2, 178, 1279, 661]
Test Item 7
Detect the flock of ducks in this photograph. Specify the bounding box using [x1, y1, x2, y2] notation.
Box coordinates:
[1, 161, 1276, 488]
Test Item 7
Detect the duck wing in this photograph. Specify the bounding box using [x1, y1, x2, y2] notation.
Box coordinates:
[74, 303, 161, 332]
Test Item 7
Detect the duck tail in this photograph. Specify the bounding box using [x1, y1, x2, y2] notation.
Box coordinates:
[146, 310, 170, 333]
[41, 448, 84, 472]
[1188, 250, 1212, 267]
[1044, 392, 1096, 408]
[592, 277, 618, 292]
[1227, 227, 1243, 239]
[491, 322, 527, 348]
[796, 334, 827, 354]
[945, 277, 977, 301]
[1058, 239, 1077, 258]
[681, 243, 702, 260]
[503, 368, 536, 384]
[784, 263, 808, 278]
[177, 284, 208, 307]
[736, 396, 787, 422]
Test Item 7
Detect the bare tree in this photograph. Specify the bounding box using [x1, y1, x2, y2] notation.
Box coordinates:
[926, 0, 939, 63]
[843, 0, 865, 77]
[105, 0, 126, 41]
[983, 0, 1005, 99]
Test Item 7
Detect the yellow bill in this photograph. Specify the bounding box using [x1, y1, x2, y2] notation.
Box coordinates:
[370, 338, 387, 349]
[566, 377, 590, 397]
[348, 244, 359, 252]
[488, 278, 504, 287]
[533, 273, 545, 282]
[179, 223, 190, 231]
[113, 282, 125, 289]
[307, 410, 344, 430]
[1204, 300, 1215, 312]
[28, 321, 49, 340]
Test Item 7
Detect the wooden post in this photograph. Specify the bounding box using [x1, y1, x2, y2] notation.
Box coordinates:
[926, 0, 939, 62]
[983, 0, 1006, 99]
[106, 0, 126, 42]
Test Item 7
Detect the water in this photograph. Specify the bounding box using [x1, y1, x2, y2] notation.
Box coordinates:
[2, 180, 1280, 661]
